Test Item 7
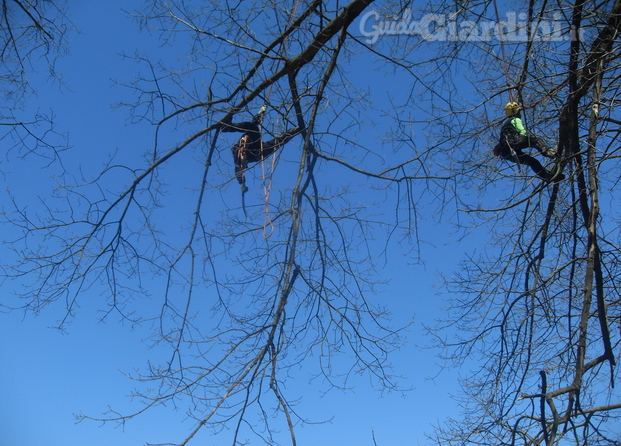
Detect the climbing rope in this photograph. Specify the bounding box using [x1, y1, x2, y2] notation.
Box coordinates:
[238, 135, 249, 217]
[261, 141, 277, 238]
[258, 0, 302, 239]
[259, 98, 274, 238]
[492, 0, 514, 102]
[492, 0, 568, 109]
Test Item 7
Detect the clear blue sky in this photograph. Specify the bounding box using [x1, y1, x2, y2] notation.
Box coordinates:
[0, 2, 473, 445]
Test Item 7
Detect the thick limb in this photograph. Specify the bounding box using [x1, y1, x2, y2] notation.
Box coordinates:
[220, 105, 265, 135]
[245, 127, 302, 163]
[221, 121, 260, 134]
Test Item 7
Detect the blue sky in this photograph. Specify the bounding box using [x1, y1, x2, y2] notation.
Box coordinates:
[0, 2, 484, 445]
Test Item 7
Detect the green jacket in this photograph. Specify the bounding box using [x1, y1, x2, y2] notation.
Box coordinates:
[509, 117, 527, 135]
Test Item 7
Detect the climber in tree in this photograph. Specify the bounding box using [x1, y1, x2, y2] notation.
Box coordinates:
[221, 105, 301, 192]
[493, 102, 564, 182]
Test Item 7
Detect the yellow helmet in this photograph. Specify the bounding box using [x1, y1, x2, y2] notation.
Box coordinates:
[505, 102, 521, 116]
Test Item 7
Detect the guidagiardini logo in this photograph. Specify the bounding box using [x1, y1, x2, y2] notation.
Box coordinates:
[359, 9, 578, 44]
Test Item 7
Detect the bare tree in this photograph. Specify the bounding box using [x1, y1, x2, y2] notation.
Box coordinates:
[0, 0, 71, 161]
[418, 0, 621, 444]
[7, 0, 620, 444]
[3, 1, 424, 445]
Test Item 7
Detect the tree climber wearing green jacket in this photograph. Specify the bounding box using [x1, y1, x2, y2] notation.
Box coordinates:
[493, 102, 564, 182]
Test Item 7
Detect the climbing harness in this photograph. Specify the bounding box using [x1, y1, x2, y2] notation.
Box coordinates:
[237, 135, 249, 217]
[237, 135, 249, 185]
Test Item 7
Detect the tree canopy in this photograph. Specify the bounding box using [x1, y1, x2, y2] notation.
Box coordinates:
[2, 0, 621, 445]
